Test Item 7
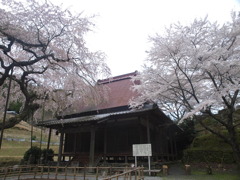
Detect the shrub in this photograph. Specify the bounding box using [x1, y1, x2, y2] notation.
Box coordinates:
[31, 135, 37, 140]
[183, 130, 240, 164]
[183, 149, 235, 164]
[23, 146, 42, 164]
[41, 148, 54, 162]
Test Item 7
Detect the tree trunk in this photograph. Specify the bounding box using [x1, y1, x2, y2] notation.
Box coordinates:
[229, 128, 240, 166]
[198, 116, 240, 165]
[231, 143, 240, 166]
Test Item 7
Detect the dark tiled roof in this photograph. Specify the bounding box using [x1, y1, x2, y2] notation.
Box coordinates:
[38, 105, 155, 127]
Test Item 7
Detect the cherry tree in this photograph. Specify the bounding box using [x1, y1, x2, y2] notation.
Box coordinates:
[131, 14, 240, 163]
[0, 0, 110, 129]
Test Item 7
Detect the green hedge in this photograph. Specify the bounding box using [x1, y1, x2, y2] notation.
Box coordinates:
[183, 149, 235, 164]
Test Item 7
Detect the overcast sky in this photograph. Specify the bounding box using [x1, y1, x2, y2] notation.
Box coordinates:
[51, 0, 240, 76]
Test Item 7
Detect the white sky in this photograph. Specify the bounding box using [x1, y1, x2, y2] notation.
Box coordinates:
[50, 0, 240, 76]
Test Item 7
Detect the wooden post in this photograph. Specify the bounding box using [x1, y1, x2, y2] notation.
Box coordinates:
[162, 165, 168, 176]
[74, 167, 76, 180]
[83, 166, 86, 180]
[18, 166, 22, 180]
[47, 128, 52, 151]
[64, 166, 67, 180]
[134, 168, 137, 180]
[41, 166, 43, 179]
[185, 165, 191, 175]
[34, 166, 37, 179]
[4, 167, 9, 180]
[58, 132, 64, 165]
[96, 166, 99, 180]
[138, 168, 140, 180]
[89, 127, 96, 167]
[55, 166, 58, 179]
[47, 166, 50, 179]
[130, 170, 132, 180]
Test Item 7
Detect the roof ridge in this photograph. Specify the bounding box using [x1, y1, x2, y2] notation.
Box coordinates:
[97, 71, 138, 85]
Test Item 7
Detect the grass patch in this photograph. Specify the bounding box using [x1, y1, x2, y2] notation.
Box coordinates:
[3, 122, 59, 142]
[0, 140, 59, 155]
[0, 123, 59, 167]
[0, 157, 22, 167]
[0, 140, 59, 167]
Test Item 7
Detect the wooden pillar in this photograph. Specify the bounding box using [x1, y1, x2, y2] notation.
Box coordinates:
[159, 127, 164, 161]
[174, 132, 178, 160]
[73, 133, 77, 153]
[103, 127, 107, 163]
[146, 117, 151, 164]
[89, 127, 96, 167]
[166, 129, 170, 161]
[58, 132, 64, 165]
[155, 128, 160, 161]
[138, 117, 143, 143]
[47, 128, 52, 151]
[146, 117, 150, 143]
[170, 132, 174, 160]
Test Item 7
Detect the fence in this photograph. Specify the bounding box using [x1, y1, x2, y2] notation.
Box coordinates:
[0, 165, 144, 180]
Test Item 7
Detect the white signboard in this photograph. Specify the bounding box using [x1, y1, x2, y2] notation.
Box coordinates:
[132, 144, 152, 156]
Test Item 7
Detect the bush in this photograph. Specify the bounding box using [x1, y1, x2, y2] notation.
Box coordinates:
[31, 135, 37, 140]
[23, 146, 42, 164]
[182, 130, 240, 164]
[23, 147, 54, 164]
[41, 148, 54, 162]
[183, 149, 235, 164]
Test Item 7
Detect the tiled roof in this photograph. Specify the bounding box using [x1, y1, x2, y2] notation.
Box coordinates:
[97, 72, 139, 109]
[78, 71, 139, 112]
[38, 105, 154, 127]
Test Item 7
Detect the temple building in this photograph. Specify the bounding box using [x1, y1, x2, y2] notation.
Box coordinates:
[38, 71, 181, 167]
